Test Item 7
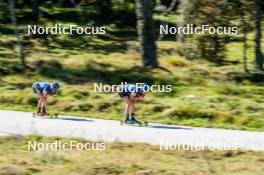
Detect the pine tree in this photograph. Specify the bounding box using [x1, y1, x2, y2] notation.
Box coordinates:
[135, 0, 158, 68]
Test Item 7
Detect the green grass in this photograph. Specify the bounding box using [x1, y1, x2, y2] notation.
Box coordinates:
[1, 45, 263, 130]
[0, 135, 264, 175]
[0, 5, 264, 131]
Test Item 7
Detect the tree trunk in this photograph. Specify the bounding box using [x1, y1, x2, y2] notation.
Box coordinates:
[236, 0, 249, 73]
[214, 33, 219, 60]
[31, 0, 39, 21]
[135, 0, 158, 68]
[8, 0, 26, 67]
[98, 0, 112, 17]
[254, 0, 263, 71]
[242, 27, 248, 73]
[242, 15, 249, 73]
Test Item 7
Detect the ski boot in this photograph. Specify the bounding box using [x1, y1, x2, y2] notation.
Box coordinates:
[130, 117, 143, 126]
[38, 107, 47, 116]
[131, 117, 148, 126]
[33, 107, 42, 117]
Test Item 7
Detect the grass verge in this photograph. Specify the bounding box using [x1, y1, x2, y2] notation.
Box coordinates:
[0, 135, 264, 175]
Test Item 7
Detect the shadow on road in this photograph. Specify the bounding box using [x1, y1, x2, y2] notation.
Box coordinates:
[58, 117, 94, 122]
[149, 125, 193, 130]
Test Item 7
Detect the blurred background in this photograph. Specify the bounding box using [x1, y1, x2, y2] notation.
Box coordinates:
[0, 1, 264, 174]
[0, 0, 264, 130]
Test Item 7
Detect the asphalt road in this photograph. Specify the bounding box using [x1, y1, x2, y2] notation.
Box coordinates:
[0, 110, 263, 151]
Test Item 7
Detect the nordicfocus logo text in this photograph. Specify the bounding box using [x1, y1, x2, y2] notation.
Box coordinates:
[93, 82, 172, 93]
[27, 24, 106, 35]
[28, 140, 106, 151]
[160, 24, 238, 35]
[160, 141, 238, 151]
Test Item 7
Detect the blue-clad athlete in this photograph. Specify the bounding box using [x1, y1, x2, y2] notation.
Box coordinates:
[32, 81, 60, 115]
[118, 84, 148, 124]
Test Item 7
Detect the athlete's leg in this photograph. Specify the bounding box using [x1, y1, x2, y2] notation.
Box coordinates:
[123, 96, 131, 122]
[37, 96, 47, 115]
[38, 97, 44, 115]
[42, 97, 48, 114]
[130, 99, 135, 117]
[37, 98, 42, 113]
[130, 99, 141, 124]
[32, 83, 41, 113]
[43, 96, 47, 106]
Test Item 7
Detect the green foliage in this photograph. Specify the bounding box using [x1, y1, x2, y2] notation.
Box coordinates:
[34, 153, 69, 164]
[0, 1, 263, 131]
[0, 60, 25, 75]
[177, 0, 254, 61]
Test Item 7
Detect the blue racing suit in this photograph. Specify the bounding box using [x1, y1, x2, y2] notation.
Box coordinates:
[32, 82, 52, 96]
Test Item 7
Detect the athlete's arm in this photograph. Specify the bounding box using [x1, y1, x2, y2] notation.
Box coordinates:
[42, 84, 51, 97]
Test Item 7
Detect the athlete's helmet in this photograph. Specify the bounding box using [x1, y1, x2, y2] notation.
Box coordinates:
[51, 82, 60, 91]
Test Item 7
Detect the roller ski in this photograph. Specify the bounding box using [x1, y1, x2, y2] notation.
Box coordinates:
[120, 117, 148, 127]
[32, 107, 59, 119]
[32, 112, 59, 119]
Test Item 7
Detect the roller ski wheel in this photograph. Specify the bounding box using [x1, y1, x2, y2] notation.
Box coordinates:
[142, 121, 148, 126]
[120, 120, 130, 125]
[120, 119, 148, 127]
[134, 121, 143, 127]
[132, 120, 148, 127]
[120, 120, 124, 125]
[52, 113, 59, 118]
[47, 113, 59, 119]
[32, 112, 43, 117]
